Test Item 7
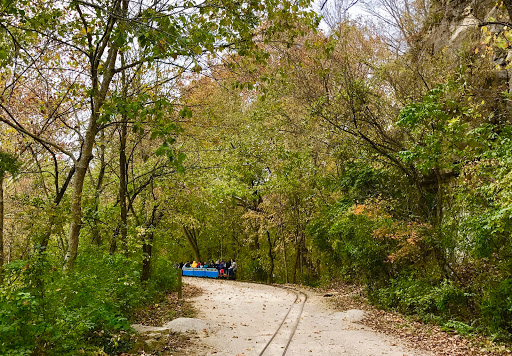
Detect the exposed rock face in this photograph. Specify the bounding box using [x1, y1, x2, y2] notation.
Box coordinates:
[426, 0, 496, 54]
[415, 0, 512, 122]
[448, 5, 479, 44]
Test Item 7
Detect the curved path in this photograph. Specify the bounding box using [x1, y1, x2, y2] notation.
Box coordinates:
[185, 277, 433, 356]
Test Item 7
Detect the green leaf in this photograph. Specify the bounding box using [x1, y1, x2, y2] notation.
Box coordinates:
[179, 107, 193, 118]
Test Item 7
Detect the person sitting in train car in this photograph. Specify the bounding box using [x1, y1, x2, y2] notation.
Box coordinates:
[191, 261, 198, 268]
[184, 261, 191, 267]
[228, 259, 237, 279]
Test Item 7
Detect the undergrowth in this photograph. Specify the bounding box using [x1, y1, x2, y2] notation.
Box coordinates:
[0, 251, 177, 355]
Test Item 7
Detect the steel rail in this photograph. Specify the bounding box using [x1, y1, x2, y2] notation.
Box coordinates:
[257, 285, 308, 356]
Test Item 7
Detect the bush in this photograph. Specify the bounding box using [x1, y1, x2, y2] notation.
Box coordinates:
[375, 276, 471, 324]
[329, 213, 392, 288]
[148, 257, 177, 292]
[0, 251, 176, 355]
[241, 258, 267, 282]
[481, 278, 512, 337]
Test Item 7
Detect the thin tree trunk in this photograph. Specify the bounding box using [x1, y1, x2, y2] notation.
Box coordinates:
[0, 173, 4, 272]
[119, 51, 128, 251]
[109, 225, 119, 254]
[282, 238, 288, 283]
[299, 235, 304, 278]
[40, 167, 75, 250]
[91, 130, 106, 246]
[292, 226, 300, 283]
[183, 226, 201, 262]
[119, 117, 128, 250]
[434, 167, 444, 227]
[292, 248, 299, 284]
[141, 203, 161, 282]
[266, 230, 274, 284]
[64, 42, 119, 270]
[7, 238, 11, 264]
[64, 137, 95, 269]
[141, 231, 154, 282]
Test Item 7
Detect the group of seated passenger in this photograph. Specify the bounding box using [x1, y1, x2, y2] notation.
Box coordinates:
[180, 259, 237, 278]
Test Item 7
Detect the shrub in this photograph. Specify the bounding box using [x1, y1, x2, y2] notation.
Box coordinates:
[0, 251, 177, 355]
[481, 278, 512, 337]
[375, 276, 470, 324]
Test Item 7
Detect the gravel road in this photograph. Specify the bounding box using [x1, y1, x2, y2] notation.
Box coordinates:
[184, 277, 433, 356]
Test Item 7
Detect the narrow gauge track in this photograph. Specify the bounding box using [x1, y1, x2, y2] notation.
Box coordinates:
[258, 286, 308, 356]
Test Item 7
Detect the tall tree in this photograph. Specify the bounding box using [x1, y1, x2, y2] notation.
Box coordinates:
[0, 0, 317, 269]
[0, 151, 19, 274]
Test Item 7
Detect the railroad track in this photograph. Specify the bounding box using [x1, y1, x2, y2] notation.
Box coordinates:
[258, 286, 308, 356]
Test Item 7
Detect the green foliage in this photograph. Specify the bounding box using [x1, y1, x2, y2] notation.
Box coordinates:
[149, 257, 177, 292]
[329, 213, 391, 286]
[241, 258, 268, 282]
[442, 320, 474, 335]
[0, 150, 20, 177]
[375, 277, 470, 320]
[397, 82, 475, 173]
[0, 251, 176, 355]
[338, 161, 386, 200]
[309, 199, 394, 288]
[481, 278, 512, 336]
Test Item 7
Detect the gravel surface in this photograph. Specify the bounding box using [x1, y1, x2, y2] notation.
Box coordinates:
[184, 277, 433, 356]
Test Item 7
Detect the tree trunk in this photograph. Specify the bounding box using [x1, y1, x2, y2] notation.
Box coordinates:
[64, 134, 95, 269]
[118, 51, 128, 251]
[91, 130, 106, 246]
[63, 42, 118, 270]
[266, 230, 274, 284]
[292, 228, 300, 283]
[141, 203, 162, 282]
[141, 231, 154, 282]
[0, 173, 4, 271]
[282, 233, 289, 283]
[40, 167, 75, 250]
[434, 167, 444, 227]
[183, 226, 201, 261]
[119, 121, 128, 250]
[109, 225, 119, 254]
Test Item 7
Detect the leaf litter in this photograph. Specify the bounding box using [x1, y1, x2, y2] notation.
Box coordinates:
[322, 281, 512, 356]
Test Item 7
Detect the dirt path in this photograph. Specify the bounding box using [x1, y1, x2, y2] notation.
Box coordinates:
[184, 277, 433, 356]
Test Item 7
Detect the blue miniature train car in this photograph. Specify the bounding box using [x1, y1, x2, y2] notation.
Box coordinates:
[182, 267, 219, 278]
[181, 267, 235, 279]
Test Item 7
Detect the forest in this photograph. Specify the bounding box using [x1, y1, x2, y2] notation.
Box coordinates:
[1, 0, 512, 354]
